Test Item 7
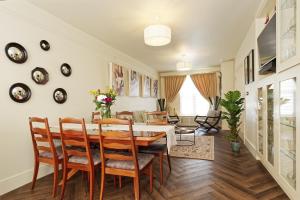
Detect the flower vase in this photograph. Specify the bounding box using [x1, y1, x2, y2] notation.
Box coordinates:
[102, 106, 112, 119]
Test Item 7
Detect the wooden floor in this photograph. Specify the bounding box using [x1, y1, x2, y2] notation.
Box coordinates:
[2, 131, 289, 200]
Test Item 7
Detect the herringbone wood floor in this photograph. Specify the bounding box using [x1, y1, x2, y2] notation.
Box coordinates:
[1, 131, 289, 200]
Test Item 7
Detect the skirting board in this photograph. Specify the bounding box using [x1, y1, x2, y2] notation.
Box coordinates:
[244, 138, 259, 159]
[0, 164, 53, 195]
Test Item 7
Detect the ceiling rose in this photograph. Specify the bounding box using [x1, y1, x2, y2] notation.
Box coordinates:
[144, 24, 171, 46]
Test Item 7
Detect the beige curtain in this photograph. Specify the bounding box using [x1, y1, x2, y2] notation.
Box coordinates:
[190, 73, 218, 101]
[164, 75, 186, 103]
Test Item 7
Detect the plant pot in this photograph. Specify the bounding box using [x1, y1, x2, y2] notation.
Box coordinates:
[231, 142, 240, 153]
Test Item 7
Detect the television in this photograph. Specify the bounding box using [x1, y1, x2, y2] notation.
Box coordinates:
[257, 14, 276, 74]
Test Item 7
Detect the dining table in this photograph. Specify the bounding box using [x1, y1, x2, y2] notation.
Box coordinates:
[50, 123, 177, 152]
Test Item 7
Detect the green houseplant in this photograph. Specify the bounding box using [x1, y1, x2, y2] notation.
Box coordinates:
[220, 90, 244, 153]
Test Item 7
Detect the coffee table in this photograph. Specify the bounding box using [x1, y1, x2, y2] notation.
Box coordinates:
[175, 126, 197, 146]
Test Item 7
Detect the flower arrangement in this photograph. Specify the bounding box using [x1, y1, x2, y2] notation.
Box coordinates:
[89, 88, 117, 118]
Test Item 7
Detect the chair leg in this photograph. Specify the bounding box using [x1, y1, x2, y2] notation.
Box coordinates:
[159, 152, 164, 185]
[31, 160, 39, 190]
[149, 163, 153, 193]
[52, 163, 59, 197]
[89, 170, 95, 200]
[99, 170, 105, 200]
[60, 164, 68, 200]
[166, 150, 171, 172]
[119, 176, 122, 188]
[133, 177, 140, 200]
[113, 176, 117, 188]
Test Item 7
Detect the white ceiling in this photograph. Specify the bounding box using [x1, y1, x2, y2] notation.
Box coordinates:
[27, 0, 260, 72]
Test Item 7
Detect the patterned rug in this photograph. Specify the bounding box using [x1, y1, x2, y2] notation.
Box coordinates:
[170, 135, 214, 160]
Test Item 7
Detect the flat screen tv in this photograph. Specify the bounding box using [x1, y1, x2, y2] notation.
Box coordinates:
[257, 14, 276, 74]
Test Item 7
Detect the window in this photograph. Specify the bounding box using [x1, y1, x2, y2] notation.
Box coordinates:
[179, 75, 210, 116]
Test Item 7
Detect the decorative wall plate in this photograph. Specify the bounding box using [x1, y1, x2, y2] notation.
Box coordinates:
[40, 40, 50, 51]
[60, 63, 72, 77]
[5, 42, 28, 64]
[31, 67, 49, 85]
[9, 83, 31, 103]
[53, 88, 67, 104]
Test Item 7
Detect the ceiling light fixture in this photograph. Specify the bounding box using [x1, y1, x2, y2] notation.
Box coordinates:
[144, 24, 171, 46]
[176, 54, 192, 71]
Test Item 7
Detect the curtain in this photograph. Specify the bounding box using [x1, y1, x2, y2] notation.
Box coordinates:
[190, 73, 218, 102]
[164, 75, 186, 103]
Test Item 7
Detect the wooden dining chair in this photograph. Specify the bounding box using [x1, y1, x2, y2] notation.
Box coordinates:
[139, 111, 171, 185]
[145, 111, 168, 125]
[59, 118, 101, 200]
[98, 118, 153, 200]
[29, 117, 63, 197]
[116, 111, 134, 120]
[92, 111, 101, 123]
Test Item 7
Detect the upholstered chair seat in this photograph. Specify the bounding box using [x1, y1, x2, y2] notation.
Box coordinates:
[68, 151, 101, 165]
[39, 146, 64, 160]
[106, 153, 154, 170]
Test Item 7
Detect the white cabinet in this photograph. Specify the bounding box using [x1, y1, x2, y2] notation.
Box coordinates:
[277, 0, 300, 72]
[254, 66, 300, 199]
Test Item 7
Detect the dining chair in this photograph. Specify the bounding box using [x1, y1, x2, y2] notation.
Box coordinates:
[92, 111, 101, 123]
[98, 118, 153, 200]
[116, 111, 134, 120]
[139, 111, 171, 185]
[59, 118, 101, 200]
[29, 117, 63, 197]
[145, 111, 168, 125]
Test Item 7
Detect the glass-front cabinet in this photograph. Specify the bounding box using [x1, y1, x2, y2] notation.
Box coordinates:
[277, 0, 300, 71]
[257, 88, 264, 156]
[267, 84, 275, 165]
[279, 78, 296, 189]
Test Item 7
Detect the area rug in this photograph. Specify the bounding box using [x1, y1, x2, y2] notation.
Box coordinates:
[170, 136, 214, 160]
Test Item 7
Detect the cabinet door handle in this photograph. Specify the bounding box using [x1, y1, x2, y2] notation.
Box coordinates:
[246, 92, 249, 95]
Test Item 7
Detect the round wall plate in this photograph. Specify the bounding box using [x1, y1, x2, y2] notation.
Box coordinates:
[40, 40, 50, 51]
[31, 67, 49, 85]
[9, 83, 31, 103]
[53, 88, 67, 104]
[5, 42, 28, 64]
[60, 63, 72, 77]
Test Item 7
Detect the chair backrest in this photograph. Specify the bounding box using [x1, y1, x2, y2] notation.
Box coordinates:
[59, 118, 94, 166]
[92, 112, 101, 124]
[98, 118, 139, 172]
[116, 111, 134, 120]
[146, 111, 168, 125]
[29, 117, 58, 161]
[207, 110, 222, 125]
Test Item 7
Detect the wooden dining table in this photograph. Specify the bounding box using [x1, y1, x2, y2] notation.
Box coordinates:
[50, 123, 177, 150]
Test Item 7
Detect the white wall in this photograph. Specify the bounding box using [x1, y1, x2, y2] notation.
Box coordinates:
[220, 60, 234, 130]
[0, 1, 158, 195]
[234, 22, 256, 143]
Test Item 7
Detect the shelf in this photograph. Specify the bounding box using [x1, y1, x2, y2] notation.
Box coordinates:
[280, 148, 296, 160]
[280, 123, 296, 128]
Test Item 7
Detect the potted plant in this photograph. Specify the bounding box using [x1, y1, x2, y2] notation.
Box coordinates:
[220, 90, 244, 153]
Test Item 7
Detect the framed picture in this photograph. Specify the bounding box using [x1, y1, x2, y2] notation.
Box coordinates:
[244, 56, 249, 85]
[129, 69, 140, 96]
[109, 63, 128, 96]
[142, 75, 151, 97]
[249, 49, 255, 83]
[151, 79, 158, 98]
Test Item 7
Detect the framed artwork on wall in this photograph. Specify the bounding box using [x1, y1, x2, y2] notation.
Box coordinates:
[249, 49, 255, 83]
[129, 69, 140, 96]
[109, 63, 128, 96]
[142, 75, 151, 97]
[151, 79, 158, 98]
[244, 55, 249, 84]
